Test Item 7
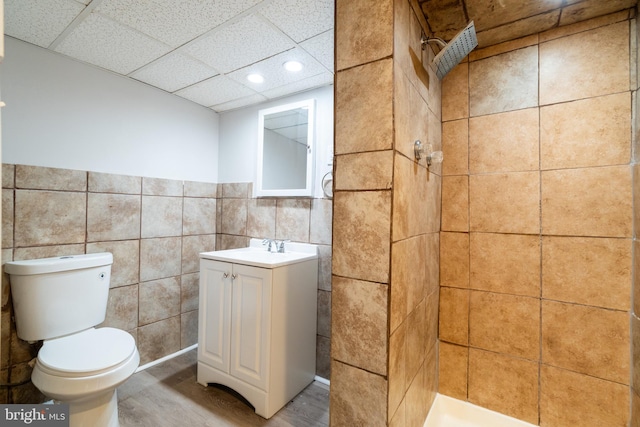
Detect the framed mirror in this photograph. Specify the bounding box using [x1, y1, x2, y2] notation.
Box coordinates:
[256, 99, 315, 197]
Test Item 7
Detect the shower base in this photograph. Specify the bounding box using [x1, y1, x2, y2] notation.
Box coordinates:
[424, 394, 537, 427]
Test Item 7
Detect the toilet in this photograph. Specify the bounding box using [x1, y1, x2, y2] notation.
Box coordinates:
[4, 253, 139, 427]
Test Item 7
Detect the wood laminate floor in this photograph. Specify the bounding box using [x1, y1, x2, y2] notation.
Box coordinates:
[117, 349, 329, 427]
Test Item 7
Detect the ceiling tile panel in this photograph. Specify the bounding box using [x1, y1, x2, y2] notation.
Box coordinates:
[227, 47, 329, 92]
[465, 0, 563, 31]
[260, 0, 334, 43]
[5, 0, 86, 47]
[420, 0, 468, 40]
[212, 93, 269, 113]
[54, 13, 172, 75]
[174, 75, 257, 107]
[183, 14, 296, 74]
[96, 0, 262, 47]
[130, 52, 219, 93]
[261, 72, 333, 100]
[300, 30, 335, 72]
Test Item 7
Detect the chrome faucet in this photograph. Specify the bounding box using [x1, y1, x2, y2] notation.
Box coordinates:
[262, 238, 277, 253]
[262, 239, 289, 253]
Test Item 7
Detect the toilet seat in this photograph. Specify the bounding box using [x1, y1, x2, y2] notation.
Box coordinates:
[37, 327, 136, 378]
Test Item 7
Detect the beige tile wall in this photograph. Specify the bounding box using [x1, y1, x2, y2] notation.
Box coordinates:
[440, 12, 635, 426]
[1, 164, 217, 403]
[332, 0, 441, 425]
[0, 165, 333, 404]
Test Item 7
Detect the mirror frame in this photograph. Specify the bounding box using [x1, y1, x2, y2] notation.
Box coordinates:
[255, 99, 316, 197]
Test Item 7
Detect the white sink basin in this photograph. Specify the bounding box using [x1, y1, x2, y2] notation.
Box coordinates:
[200, 239, 317, 268]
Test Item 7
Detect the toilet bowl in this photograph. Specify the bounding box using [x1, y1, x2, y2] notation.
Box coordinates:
[5, 253, 140, 427]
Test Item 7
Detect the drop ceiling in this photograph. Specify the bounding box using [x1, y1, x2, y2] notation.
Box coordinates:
[4, 0, 334, 113]
[4, 0, 638, 115]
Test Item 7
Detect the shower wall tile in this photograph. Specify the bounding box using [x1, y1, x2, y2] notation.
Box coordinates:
[470, 34, 538, 62]
[15, 165, 86, 191]
[438, 342, 468, 400]
[87, 240, 139, 288]
[141, 196, 183, 238]
[540, 92, 631, 169]
[220, 198, 247, 235]
[469, 172, 540, 234]
[440, 232, 469, 289]
[15, 190, 86, 246]
[335, 0, 393, 71]
[180, 310, 198, 348]
[469, 291, 540, 360]
[275, 199, 311, 242]
[469, 233, 540, 297]
[405, 351, 435, 427]
[634, 314, 640, 391]
[540, 365, 629, 427]
[393, 0, 422, 96]
[183, 198, 216, 235]
[468, 349, 539, 424]
[316, 336, 331, 379]
[139, 237, 182, 281]
[137, 316, 181, 365]
[388, 321, 406, 420]
[87, 193, 141, 241]
[334, 151, 393, 191]
[469, 108, 539, 173]
[542, 300, 629, 384]
[441, 176, 469, 232]
[439, 287, 469, 345]
[330, 360, 387, 427]
[539, 21, 630, 105]
[442, 62, 469, 121]
[310, 199, 332, 245]
[2, 190, 13, 249]
[139, 277, 181, 326]
[142, 177, 183, 196]
[405, 299, 426, 385]
[180, 272, 199, 313]
[539, 9, 630, 43]
[442, 119, 469, 176]
[216, 234, 249, 251]
[88, 172, 141, 194]
[469, 46, 538, 117]
[182, 234, 216, 274]
[335, 58, 394, 155]
[183, 181, 217, 198]
[541, 166, 632, 237]
[246, 199, 276, 239]
[332, 191, 391, 284]
[393, 155, 429, 240]
[542, 236, 631, 310]
[390, 236, 427, 331]
[332, 276, 388, 375]
[101, 284, 138, 331]
[394, 63, 429, 162]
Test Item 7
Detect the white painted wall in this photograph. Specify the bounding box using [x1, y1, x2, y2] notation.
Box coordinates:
[218, 85, 333, 198]
[1, 37, 219, 182]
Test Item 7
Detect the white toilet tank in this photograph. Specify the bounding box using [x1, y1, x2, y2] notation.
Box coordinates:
[5, 253, 113, 342]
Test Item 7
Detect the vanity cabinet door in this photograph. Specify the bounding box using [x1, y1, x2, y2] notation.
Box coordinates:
[229, 264, 272, 391]
[198, 259, 232, 373]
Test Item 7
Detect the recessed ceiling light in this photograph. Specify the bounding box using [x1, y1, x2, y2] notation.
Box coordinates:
[283, 61, 303, 72]
[247, 73, 264, 83]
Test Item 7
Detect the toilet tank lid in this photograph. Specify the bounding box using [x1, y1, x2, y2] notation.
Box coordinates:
[5, 253, 113, 276]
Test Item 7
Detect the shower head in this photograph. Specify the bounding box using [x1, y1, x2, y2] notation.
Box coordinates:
[424, 21, 478, 80]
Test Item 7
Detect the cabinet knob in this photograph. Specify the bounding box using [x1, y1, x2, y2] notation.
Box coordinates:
[223, 272, 229, 278]
[231, 274, 237, 280]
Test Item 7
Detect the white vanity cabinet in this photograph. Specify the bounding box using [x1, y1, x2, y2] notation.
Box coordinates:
[197, 243, 318, 419]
